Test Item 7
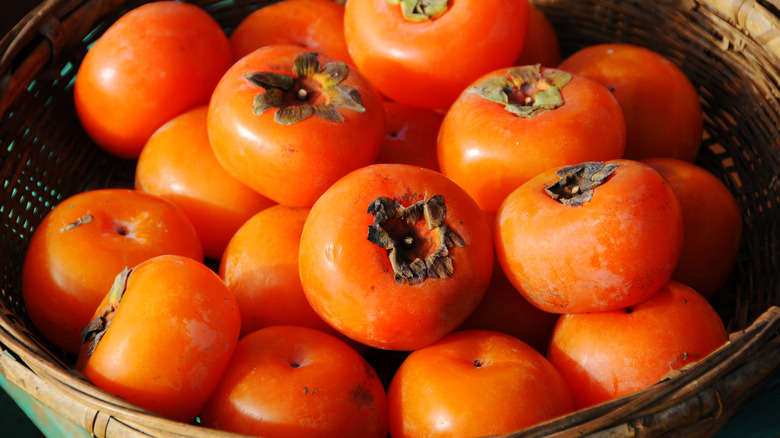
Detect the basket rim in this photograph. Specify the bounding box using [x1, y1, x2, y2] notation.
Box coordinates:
[2, 304, 779, 437]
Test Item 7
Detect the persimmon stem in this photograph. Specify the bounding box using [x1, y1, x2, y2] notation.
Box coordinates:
[60, 214, 92, 232]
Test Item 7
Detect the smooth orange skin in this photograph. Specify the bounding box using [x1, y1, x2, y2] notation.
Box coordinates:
[73, 2, 232, 159]
[77, 255, 241, 422]
[457, 257, 559, 354]
[199, 326, 388, 438]
[375, 101, 443, 172]
[558, 43, 703, 161]
[515, 4, 561, 67]
[230, 0, 353, 65]
[387, 330, 575, 437]
[642, 158, 742, 298]
[495, 159, 684, 314]
[135, 105, 275, 259]
[220, 205, 336, 337]
[22, 189, 203, 354]
[344, 0, 530, 110]
[208, 45, 384, 207]
[547, 281, 729, 409]
[438, 68, 626, 212]
[299, 164, 494, 351]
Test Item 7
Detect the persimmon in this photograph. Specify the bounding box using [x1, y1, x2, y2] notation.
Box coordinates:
[135, 105, 275, 259]
[495, 160, 684, 314]
[199, 325, 388, 437]
[548, 280, 729, 408]
[558, 43, 703, 161]
[299, 163, 494, 351]
[438, 65, 625, 212]
[229, 0, 354, 66]
[77, 255, 241, 422]
[73, 1, 232, 158]
[515, 4, 561, 67]
[220, 205, 346, 340]
[208, 45, 384, 207]
[344, 0, 530, 110]
[387, 330, 575, 437]
[22, 189, 202, 354]
[375, 100, 443, 172]
[643, 157, 742, 298]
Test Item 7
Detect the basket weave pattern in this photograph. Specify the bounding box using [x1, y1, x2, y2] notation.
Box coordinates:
[1, 0, 779, 437]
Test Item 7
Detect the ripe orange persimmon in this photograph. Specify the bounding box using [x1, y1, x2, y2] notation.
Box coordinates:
[199, 325, 388, 438]
[643, 157, 743, 298]
[208, 45, 384, 207]
[495, 160, 683, 314]
[220, 205, 338, 338]
[22, 189, 202, 353]
[74, 1, 232, 158]
[387, 330, 575, 437]
[375, 100, 443, 172]
[438, 65, 626, 212]
[558, 43, 703, 161]
[547, 280, 729, 408]
[299, 163, 494, 351]
[77, 255, 240, 422]
[229, 0, 353, 65]
[344, 0, 530, 110]
[135, 105, 275, 259]
[515, 4, 561, 67]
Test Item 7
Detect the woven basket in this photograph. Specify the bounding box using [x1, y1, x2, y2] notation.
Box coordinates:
[1, 0, 778, 436]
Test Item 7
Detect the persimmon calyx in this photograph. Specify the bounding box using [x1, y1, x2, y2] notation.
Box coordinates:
[367, 194, 465, 285]
[386, 0, 449, 22]
[545, 161, 621, 206]
[244, 52, 365, 125]
[467, 64, 572, 117]
[81, 267, 132, 356]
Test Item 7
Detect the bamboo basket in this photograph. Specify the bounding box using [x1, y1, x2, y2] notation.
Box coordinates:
[0, 0, 779, 436]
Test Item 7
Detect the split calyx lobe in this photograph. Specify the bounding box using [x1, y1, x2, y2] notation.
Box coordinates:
[244, 52, 365, 125]
[545, 161, 621, 206]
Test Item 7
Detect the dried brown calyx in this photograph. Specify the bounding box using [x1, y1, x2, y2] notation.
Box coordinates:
[467, 64, 572, 117]
[245, 52, 365, 125]
[367, 195, 465, 285]
[386, 0, 449, 22]
[81, 267, 131, 357]
[545, 161, 621, 206]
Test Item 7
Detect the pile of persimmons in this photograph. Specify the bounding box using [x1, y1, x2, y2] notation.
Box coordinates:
[21, 0, 744, 436]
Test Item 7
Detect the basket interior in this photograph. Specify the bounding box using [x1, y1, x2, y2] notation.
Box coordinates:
[1, 0, 779, 367]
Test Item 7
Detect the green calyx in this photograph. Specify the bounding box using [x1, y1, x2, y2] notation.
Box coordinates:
[467, 64, 572, 118]
[244, 52, 365, 125]
[386, 0, 449, 22]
